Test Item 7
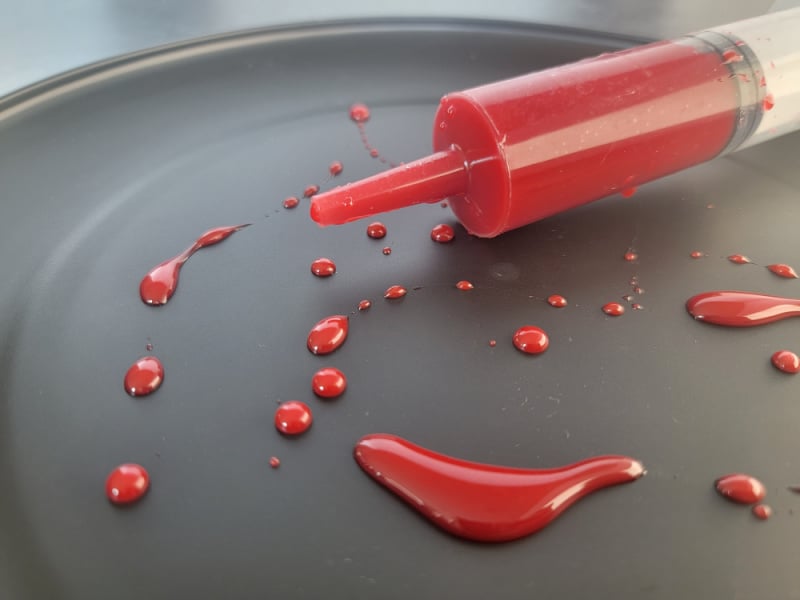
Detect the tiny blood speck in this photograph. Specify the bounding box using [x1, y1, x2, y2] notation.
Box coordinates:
[382, 246, 392, 255]
[329, 161, 343, 176]
[269, 457, 281, 469]
[489, 340, 497, 347]
[456, 280, 474, 290]
[624, 251, 638, 262]
[690, 251, 704, 259]
[763, 93, 774, 111]
[620, 187, 637, 198]
[752, 504, 772, 520]
[727, 254, 751, 265]
[722, 49, 743, 63]
[631, 303, 643, 310]
[283, 196, 299, 209]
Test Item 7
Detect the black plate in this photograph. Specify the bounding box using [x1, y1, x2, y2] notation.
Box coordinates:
[2, 20, 799, 600]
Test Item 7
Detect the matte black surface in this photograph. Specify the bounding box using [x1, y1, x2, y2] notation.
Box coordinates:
[1, 21, 799, 600]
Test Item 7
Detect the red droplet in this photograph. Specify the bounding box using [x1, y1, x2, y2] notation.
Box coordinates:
[547, 294, 568, 308]
[631, 303, 643, 310]
[690, 251, 704, 259]
[620, 187, 637, 198]
[687, 291, 800, 327]
[759, 75, 767, 88]
[488, 339, 497, 347]
[353, 434, 644, 542]
[767, 263, 798, 279]
[430, 223, 455, 243]
[349, 103, 371, 123]
[623, 294, 634, 302]
[602, 302, 625, 316]
[282, 196, 299, 209]
[139, 224, 249, 306]
[624, 251, 638, 261]
[328, 160, 343, 176]
[312, 367, 347, 399]
[512, 326, 549, 354]
[440, 201, 448, 208]
[771, 350, 800, 374]
[366, 222, 387, 239]
[456, 280, 474, 290]
[274, 401, 313, 435]
[269, 456, 281, 469]
[727, 254, 751, 265]
[303, 184, 320, 198]
[310, 257, 336, 277]
[763, 93, 774, 111]
[369, 148, 379, 158]
[384, 285, 407, 299]
[722, 49, 743, 63]
[715, 473, 766, 504]
[752, 504, 772, 520]
[382, 246, 392, 256]
[633, 286, 645, 295]
[307, 315, 349, 355]
[358, 299, 372, 311]
[124, 356, 164, 397]
[106, 463, 150, 505]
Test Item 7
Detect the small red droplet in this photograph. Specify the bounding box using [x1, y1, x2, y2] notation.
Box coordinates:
[759, 75, 767, 88]
[303, 184, 320, 198]
[384, 285, 407, 299]
[602, 302, 625, 316]
[763, 93, 774, 111]
[312, 367, 347, 399]
[767, 263, 798, 279]
[106, 463, 150, 505]
[771, 350, 800, 374]
[547, 294, 567, 308]
[752, 504, 772, 520]
[310, 257, 336, 277]
[145, 342, 153, 351]
[690, 251, 704, 259]
[722, 49, 743, 63]
[369, 148, 380, 158]
[358, 299, 372, 311]
[512, 326, 549, 355]
[366, 222, 387, 239]
[274, 401, 313, 435]
[633, 286, 644, 295]
[440, 201, 448, 208]
[307, 315, 349, 355]
[727, 254, 751, 265]
[349, 103, 370, 123]
[431, 224, 455, 243]
[489, 339, 497, 347]
[124, 356, 164, 397]
[624, 251, 638, 261]
[328, 161, 343, 176]
[456, 280, 474, 290]
[715, 473, 766, 504]
[382, 246, 392, 256]
[620, 187, 637, 198]
[269, 456, 281, 469]
[283, 196, 299, 209]
[631, 303, 643, 310]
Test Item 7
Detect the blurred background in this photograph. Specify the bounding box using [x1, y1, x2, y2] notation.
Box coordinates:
[1, 0, 796, 96]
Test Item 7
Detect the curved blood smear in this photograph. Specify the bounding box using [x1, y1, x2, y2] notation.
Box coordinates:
[727, 254, 751, 265]
[124, 356, 164, 397]
[354, 434, 645, 542]
[512, 326, 549, 355]
[307, 315, 349, 355]
[366, 222, 387, 239]
[686, 291, 800, 327]
[771, 350, 800, 374]
[715, 473, 766, 504]
[310, 257, 336, 277]
[602, 302, 625, 316]
[767, 263, 798, 279]
[456, 280, 474, 290]
[311, 367, 347, 399]
[274, 401, 313, 435]
[547, 294, 567, 308]
[430, 223, 455, 243]
[384, 285, 407, 299]
[139, 224, 249, 306]
[106, 463, 150, 505]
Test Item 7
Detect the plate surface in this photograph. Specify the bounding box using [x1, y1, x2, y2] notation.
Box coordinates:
[1, 20, 799, 600]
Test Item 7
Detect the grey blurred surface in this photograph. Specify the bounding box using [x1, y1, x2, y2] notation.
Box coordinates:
[0, 0, 793, 97]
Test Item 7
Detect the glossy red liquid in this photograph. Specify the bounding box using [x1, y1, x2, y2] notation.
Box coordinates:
[329, 160, 343, 176]
[349, 103, 370, 122]
[303, 184, 320, 198]
[430, 224, 455, 243]
[690, 250, 705, 259]
[366, 222, 387, 239]
[512, 326, 549, 354]
[752, 504, 772, 520]
[686, 291, 800, 327]
[311, 367, 347, 399]
[139, 224, 249, 306]
[310, 257, 336, 277]
[715, 473, 766, 504]
[767, 263, 798, 279]
[358, 299, 372, 311]
[307, 315, 349, 355]
[771, 350, 800, 374]
[547, 294, 567, 308]
[384, 285, 407, 299]
[269, 456, 281, 469]
[124, 356, 164, 397]
[763, 93, 774, 111]
[456, 280, 474, 290]
[283, 196, 299, 209]
[106, 463, 150, 505]
[312, 41, 738, 237]
[354, 434, 644, 542]
[624, 251, 638, 262]
[382, 246, 392, 256]
[489, 339, 497, 347]
[274, 401, 313, 435]
[602, 302, 625, 316]
[727, 254, 751, 264]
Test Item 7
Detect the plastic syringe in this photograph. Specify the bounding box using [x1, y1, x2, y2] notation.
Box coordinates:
[310, 9, 800, 237]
